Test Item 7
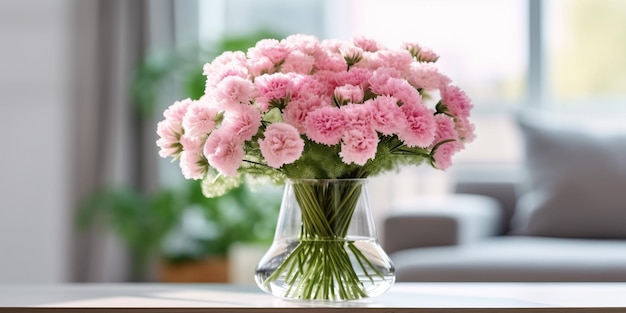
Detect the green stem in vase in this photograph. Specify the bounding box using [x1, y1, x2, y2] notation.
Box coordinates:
[262, 180, 385, 300]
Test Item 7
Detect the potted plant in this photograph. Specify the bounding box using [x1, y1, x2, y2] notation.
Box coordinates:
[156, 181, 281, 282]
[78, 31, 284, 282]
[79, 179, 281, 282]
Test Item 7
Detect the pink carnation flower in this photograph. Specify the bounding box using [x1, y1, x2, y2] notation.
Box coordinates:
[353, 36, 384, 52]
[203, 52, 247, 78]
[304, 106, 346, 146]
[431, 140, 462, 170]
[203, 130, 244, 176]
[283, 96, 325, 133]
[375, 78, 422, 107]
[204, 51, 247, 69]
[283, 34, 322, 57]
[404, 43, 440, 63]
[258, 123, 305, 168]
[368, 49, 413, 72]
[441, 85, 473, 118]
[334, 67, 372, 90]
[246, 56, 275, 77]
[182, 98, 220, 137]
[312, 70, 340, 96]
[429, 108, 465, 171]
[341, 46, 364, 65]
[374, 67, 403, 79]
[334, 84, 364, 104]
[156, 119, 183, 158]
[254, 73, 296, 105]
[398, 104, 436, 147]
[292, 75, 328, 100]
[368, 68, 402, 95]
[455, 116, 476, 142]
[320, 39, 348, 53]
[215, 76, 256, 105]
[369, 96, 406, 135]
[221, 104, 262, 142]
[204, 62, 249, 91]
[408, 64, 451, 90]
[417, 46, 439, 63]
[163, 98, 192, 124]
[157, 99, 192, 158]
[316, 69, 372, 97]
[340, 127, 379, 165]
[179, 135, 208, 180]
[247, 39, 289, 64]
[433, 114, 459, 142]
[315, 51, 348, 72]
[281, 50, 315, 74]
[341, 103, 373, 129]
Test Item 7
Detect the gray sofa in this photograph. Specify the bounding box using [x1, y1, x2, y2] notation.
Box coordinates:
[383, 111, 626, 282]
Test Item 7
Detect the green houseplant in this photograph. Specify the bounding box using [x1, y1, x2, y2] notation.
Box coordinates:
[78, 31, 283, 281]
[78, 179, 281, 281]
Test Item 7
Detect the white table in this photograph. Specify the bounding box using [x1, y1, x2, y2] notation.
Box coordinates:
[1, 283, 626, 312]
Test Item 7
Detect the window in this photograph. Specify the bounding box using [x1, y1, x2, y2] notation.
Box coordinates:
[351, 0, 528, 110]
[546, 0, 626, 112]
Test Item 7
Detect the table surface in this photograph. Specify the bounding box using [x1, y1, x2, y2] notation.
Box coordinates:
[1, 283, 626, 312]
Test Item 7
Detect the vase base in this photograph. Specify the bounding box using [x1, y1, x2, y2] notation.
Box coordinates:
[255, 238, 395, 301]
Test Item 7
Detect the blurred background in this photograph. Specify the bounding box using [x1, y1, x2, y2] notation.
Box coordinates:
[1, 0, 625, 283]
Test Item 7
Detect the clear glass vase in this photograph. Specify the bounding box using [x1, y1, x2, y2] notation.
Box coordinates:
[255, 178, 395, 301]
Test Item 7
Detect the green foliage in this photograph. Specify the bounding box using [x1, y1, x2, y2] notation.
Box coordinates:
[163, 181, 282, 263]
[278, 134, 432, 181]
[77, 180, 281, 267]
[132, 29, 283, 117]
[282, 142, 359, 179]
[76, 183, 185, 272]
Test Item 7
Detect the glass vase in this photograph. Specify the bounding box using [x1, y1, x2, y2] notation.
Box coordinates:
[255, 178, 395, 301]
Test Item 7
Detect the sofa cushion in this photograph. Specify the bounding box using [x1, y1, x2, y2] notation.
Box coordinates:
[392, 237, 626, 282]
[384, 194, 503, 254]
[510, 112, 626, 238]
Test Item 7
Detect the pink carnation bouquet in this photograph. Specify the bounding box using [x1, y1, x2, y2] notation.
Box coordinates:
[156, 34, 474, 300]
[157, 34, 473, 191]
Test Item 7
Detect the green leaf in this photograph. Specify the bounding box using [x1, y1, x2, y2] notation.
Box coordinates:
[183, 68, 206, 100]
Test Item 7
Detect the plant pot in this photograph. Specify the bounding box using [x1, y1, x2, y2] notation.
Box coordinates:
[159, 257, 229, 283]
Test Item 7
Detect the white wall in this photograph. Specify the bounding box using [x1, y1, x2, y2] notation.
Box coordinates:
[0, 0, 71, 282]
